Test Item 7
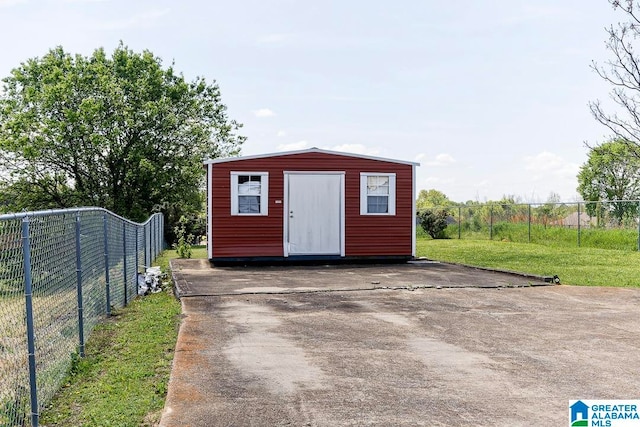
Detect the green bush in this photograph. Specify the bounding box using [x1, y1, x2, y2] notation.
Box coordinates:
[418, 209, 450, 239]
[173, 216, 193, 259]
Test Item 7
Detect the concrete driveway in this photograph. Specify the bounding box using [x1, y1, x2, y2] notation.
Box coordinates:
[159, 259, 640, 426]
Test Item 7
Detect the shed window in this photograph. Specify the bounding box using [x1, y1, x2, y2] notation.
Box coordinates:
[360, 173, 396, 215]
[231, 172, 269, 215]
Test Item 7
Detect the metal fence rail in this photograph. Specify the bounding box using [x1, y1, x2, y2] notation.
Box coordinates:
[0, 207, 164, 427]
[423, 200, 640, 251]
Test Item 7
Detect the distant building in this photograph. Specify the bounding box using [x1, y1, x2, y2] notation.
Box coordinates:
[551, 212, 597, 228]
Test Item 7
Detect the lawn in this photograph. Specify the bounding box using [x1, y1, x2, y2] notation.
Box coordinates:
[417, 237, 640, 287]
[37, 247, 205, 427]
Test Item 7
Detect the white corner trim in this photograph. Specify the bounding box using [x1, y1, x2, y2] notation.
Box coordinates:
[207, 163, 213, 259]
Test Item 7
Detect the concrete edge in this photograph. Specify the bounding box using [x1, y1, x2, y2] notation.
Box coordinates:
[159, 259, 189, 426]
[176, 282, 551, 298]
[169, 259, 187, 300]
[169, 257, 559, 299]
[411, 257, 560, 285]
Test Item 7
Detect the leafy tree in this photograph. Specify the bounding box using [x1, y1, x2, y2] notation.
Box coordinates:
[0, 43, 245, 241]
[416, 189, 451, 210]
[418, 208, 450, 239]
[577, 139, 640, 222]
[590, 1, 640, 154]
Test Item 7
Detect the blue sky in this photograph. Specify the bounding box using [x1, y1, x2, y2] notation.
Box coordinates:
[0, 0, 623, 202]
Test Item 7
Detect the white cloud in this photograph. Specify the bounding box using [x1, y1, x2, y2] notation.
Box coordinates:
[0, 0, 26, 7]
[414, 153, 455, 166]
[95, 8, 170, 30]
[475, 179, 490, 188]
[423, 176, 455, 186]
[424, 153, 456, 167]
[257, 33, 290, 44]
[520, 151, 581, 201]
[276, 130, 287, 137]
[277, 141, 309, 151]
[524, 151, 579, 178]
[58, 0, 108, 3]
[253, 108, 276, 118]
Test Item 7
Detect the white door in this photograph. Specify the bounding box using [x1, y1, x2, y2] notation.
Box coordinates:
[286, 173, 343, 256]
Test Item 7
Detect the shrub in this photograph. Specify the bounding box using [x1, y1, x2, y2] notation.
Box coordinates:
[173, 216, 193, 259]
[418, 209, 450, 239]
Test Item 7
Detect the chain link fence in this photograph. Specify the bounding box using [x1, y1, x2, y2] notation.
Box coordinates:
[424, 200, 640, 251]
[0, 207, 164, 427]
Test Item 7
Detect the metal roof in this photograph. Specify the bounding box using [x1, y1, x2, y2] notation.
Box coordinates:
[203, 147, 420, 166]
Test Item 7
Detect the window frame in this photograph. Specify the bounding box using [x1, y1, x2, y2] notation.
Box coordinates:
[230, 171, 269, 216]
[360, 172, 396, 216]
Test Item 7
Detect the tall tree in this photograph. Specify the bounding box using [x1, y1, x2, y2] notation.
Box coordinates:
[0, 44, 245, 239]
[416, 189, 451, 210]
[577, 139, 640, 222]
[590, 1, 640, 154]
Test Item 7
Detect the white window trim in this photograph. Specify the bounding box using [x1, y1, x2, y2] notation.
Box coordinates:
[230, 171, 269, 216]
[360, 172, 396, 215]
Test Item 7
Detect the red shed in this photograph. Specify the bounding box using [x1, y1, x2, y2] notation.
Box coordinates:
[204, 148, 419, 263]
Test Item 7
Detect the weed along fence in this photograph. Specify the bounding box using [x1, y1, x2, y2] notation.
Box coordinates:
[0, 207, 164, 427]
[431, 200, 640, 251]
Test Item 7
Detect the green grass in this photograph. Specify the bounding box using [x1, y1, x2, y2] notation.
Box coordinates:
[418, 237, 640, 287]
[38, 247, 210, 427]
[440, 222, 640, 251]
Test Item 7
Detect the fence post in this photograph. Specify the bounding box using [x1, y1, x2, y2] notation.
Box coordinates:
[21, 216, 40, 427]
[157, 214, 161, 254]
[123, 223, 128, 306]
[103, 213, 111, 316]
[135, 227, 139, 291]
[150, 216, 155, 260]
[143, 223, 148, 270]
[157, 214, 161, 255]
[637, 201, 640, 252]
[577, 202, 581, 247]
[489, 205, 493, 240]
[75, 212, 85, 357]
[528, 204, 532, 243]
[458, 206, 461, 240]
[158, 214, 162, 254]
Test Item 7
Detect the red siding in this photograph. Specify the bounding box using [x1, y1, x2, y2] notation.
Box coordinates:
[210, 152, 414, 258]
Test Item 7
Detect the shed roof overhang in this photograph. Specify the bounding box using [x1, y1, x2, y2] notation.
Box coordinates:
[203, 147, 420, 167]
